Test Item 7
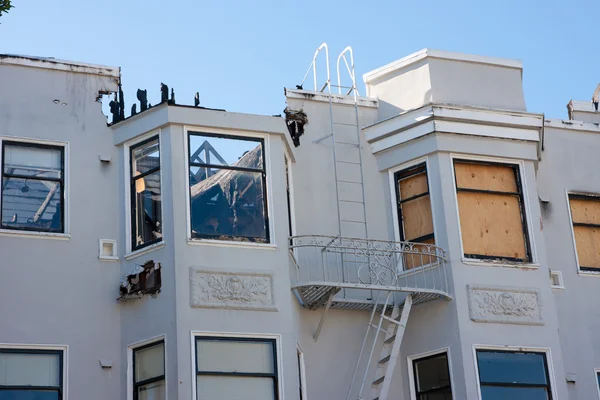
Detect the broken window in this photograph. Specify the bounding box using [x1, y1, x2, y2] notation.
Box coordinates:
[394, 163, 435, 269]
[133, 341, 165, 400]
[454, 160, 530, 262]
[476, 350, 552, 399]
[1, 142, 64, 233]
[188, 132, 269, 243]
[412, 352, 452, 399]
[130, 136, 162, 251]
[0, 348, 63, 399]
[568, 194, 600, 271]
[195, 337, 278, 400]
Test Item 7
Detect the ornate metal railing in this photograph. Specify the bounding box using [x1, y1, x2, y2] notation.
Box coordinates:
[289, 235, 450, 299]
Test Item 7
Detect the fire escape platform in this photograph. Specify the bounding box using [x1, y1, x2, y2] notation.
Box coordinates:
[289, 235, 452, 310]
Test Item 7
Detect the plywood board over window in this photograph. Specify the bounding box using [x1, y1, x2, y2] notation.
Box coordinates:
[569, 195, 600, 270]
[454, 160, 530, 262]
[394, 163, 436, 269]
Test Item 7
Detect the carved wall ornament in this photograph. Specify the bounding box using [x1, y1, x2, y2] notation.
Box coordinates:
[190, 268, 276, 311]
[467, 285, 543, 325]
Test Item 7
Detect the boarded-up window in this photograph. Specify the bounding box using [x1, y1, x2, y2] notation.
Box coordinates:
[568, 194, 600, 270]
[454, 160, 530, 262]
[394, 163, 435, 269]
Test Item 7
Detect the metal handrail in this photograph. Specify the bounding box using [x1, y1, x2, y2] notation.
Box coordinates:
[300, 43, 331, 93]
[290, 235, 450, 297]
[336, 46, 360, 97]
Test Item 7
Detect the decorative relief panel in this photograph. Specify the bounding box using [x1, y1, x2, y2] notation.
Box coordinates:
[467, 285, 543, 325]
[190, 268, 276, 311]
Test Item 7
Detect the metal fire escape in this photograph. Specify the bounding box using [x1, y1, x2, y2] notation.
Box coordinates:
[289, 44, 452, 400]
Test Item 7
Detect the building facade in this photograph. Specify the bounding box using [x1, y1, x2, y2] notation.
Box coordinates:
[0, 47, 599, 400]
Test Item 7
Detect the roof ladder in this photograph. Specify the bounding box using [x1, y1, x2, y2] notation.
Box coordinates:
[346, 293, 414, 400]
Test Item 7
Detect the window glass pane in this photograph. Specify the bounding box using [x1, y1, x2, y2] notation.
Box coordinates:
[419, 388, 452, 399]
[189, 134, 263, 169]
[0, 352, 60, 387]
[138, 379, 165, 400]
[455, 162, 517, 192]
[133, 171, 162, 248]
[457, 192, 527, 259]
[196, 340, 274, 374]
[132, 139, 160, 176]
[477, 351, 547, 385]
[0, 390, 59, 400]
[480, 386, 548, 400]
[190, 169, 267, 241]
[196, 376, 275, 400]
[135, 343, 165, 383]
[3, 145, 62, 180]
[415, 354, 450, 392]
[1, 178, 62, 232]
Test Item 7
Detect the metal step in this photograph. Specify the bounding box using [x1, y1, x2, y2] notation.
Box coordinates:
[384, 335, 396, 345]
[378, 355, 390, 365]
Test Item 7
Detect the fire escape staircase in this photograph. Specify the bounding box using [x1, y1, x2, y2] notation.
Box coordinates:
[290, 44, 452, 400]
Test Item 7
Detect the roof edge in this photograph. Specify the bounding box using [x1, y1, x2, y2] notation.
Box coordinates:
[0, 54, 120, 78]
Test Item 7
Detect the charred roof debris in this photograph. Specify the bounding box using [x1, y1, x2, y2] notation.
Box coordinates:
[284, 107, 308, 147]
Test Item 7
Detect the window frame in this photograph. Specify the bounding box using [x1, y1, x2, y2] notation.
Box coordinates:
[450, 155, 536, 265]
[185, 128, 272, 245]
[473, 346, 555, 400]
[129, 134, 163, 252]
[132, 339, 166, 400]
[0, 346, 66, 400]
[566, 191, 600, 273]
[0, 139, 67, 235]
[407, 348, 454, 400]
[594, 368, 600, 400]
[124, 131, 164, 257]
[296, 344, 307, 400]
[192, 334, 280, 400]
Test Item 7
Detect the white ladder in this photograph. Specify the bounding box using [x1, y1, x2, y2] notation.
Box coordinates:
[347, 293, 413, 400]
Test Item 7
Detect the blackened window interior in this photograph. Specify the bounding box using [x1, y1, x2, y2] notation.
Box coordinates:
[130, 136, 162, 251]
[133, 341, 165, 400]
[1, 142, 64, 233]
[412, 352, 452, 399]
[0, 348, 63, 399]
[476, 350, 552, 400]
[188, 132, 269, 243]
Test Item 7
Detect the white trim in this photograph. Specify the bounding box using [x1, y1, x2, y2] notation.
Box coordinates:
[186, 239, 276, 250]
[545, 118, 600, 133]
[387, 156, 438, 271]
[127, 334, 167, 400]
[461, 259, 540, 270]
[472, 344, 558, 400]
[594, 368, 600, 399]
[284, 88, 378, 108]
[98, 238, 118, 261]
[0, 54, 120, 78]
[550, 270, 565, 290]
[183, 126, 275, 246]
[0, 136, 70, 237]
[284, 147, 297, 242]
[123, 130, 164, 255]
[190, 331, 283, 400]
[296, 343, 308, 400]
[449, 154, 538, 265]
[0, 342, 69, 400]
[363, 48, 522, 84]
[124, 241, 165, 260]
[407, 347, 455, 400]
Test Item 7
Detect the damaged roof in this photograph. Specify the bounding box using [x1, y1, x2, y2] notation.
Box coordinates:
[0, 53, 120, 78]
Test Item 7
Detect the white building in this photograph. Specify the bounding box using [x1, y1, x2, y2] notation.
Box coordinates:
[0, 46, 599, 400]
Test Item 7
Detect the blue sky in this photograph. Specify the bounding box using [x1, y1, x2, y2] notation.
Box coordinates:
[1, 0, 599, 120]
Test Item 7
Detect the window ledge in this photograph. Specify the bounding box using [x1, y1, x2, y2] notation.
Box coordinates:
[0, 229, 70, 240]
[577, 270, 600, 278]
[461, 258, 539, 270]
[125, 242, 165, 260]
[99, 256, 119, 262]
[187, 238, 277, 250]
[551, 285, 565, 290]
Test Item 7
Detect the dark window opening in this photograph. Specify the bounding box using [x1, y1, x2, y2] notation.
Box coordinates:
[130, 136, 162, 251]
[412, 352, 452, 400]
[454, 160, 531, 262]
[0, 348, 63, 400]
[188, 132, 269, 243]
[133, 341, 165, 400]
[476, 350, 552, 400]
[195, 337, 278, 400]
[1, 142, 65, 233]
